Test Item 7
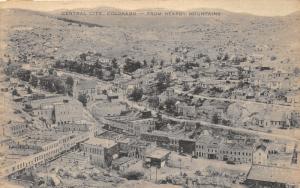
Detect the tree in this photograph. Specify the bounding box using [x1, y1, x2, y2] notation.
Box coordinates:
[270, 55, 276, 61]
[48, 68, 55, 75]
[191, 72, 199, 79]
[66, 76, 74, 87]
[160, 60, 164, 67]
[151, 57, 157, 65]
[12, 89, 19, 96]
[111, 58, 118, 69]
[128, 87, 143, 101]
[30, 75, 38, 87]
[94, 68, 103, 79]
[212, 113, 219, 124]
[155, 72, 171, 93]
[123, 58, 142, 73]
[66, 76, 74, 95]
[203, 56, 211, 63]
[27, 87, 32, 94]
[183, 82, 190, 91]
[193, 86, 204, 95]
[143, 60, 147, 67]
[79, 53, 87, 61]
[164, 98, 176, 113]
[54, 79, 66, 94]
[78, 94, 88, 107]
[148, 96, 160, 108]
[17, 69, 31, 82]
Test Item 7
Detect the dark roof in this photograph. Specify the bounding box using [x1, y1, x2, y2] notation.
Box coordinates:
[256, 144, 267, 151]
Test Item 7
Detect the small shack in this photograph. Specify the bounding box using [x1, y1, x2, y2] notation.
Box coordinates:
[145, 148, 171, 168]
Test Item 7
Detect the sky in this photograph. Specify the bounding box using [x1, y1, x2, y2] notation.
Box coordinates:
[0, 0, 299, 16]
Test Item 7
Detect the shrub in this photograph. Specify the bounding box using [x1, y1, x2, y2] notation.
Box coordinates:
[122, 170, 144, 180]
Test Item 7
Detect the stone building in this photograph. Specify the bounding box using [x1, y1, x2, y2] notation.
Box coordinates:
[81, 137, 119, 167]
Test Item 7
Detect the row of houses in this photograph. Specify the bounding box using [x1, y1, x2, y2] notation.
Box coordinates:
[0, 132, 89, 177]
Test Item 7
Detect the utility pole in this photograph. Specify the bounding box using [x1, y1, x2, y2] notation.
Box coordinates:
[179, 158, 182, 176]
[155, 166, 158, 183]
[149, 166, 151, 180]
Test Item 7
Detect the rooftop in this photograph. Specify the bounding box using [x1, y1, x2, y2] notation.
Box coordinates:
[84, 137, 117, 148]
[76, 80, 97, 90]
[146, 148, 171, 159]
[112, 157, 132, 166]
[256, 144, 267, 151]
[247, 165, 300, 184]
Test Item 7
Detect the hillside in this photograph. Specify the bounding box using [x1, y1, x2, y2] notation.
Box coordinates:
[0, 8, 299, 67]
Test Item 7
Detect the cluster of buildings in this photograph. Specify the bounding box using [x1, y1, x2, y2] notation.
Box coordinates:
[26, 96, 83, 125]
[2, 48, 300, 188]
[80, 130, 170, 170]
[0, 130, 89, 177]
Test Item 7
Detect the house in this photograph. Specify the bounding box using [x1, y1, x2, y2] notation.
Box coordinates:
[0, 138, 10, 154]
[245, 165, 300, 188]
[118, 138, 132, 157]
[218, 142, 253, 164]
[127, 140, 156, 160]
[53, 99, 83, 125]
[254, 111, 289, 128]
[181, 76, 196, 88]
[196, 133, 253, 163]
[144, 148, 171, 168]
[159, 88, 175, 103]
[253, 144, 268, 165]
[175, 102, 196, 117]
[127, 118, 156, 136]
[81, 137, 119, 167]
[195, 135, 221, 160]
[73, 80, 98, 102]
[55, 120, 91, 132]
[0, 123, 28, 137]
[169, 136, 180, 152]
[141, 131, 170, 148]
[286, 92, 300, 106]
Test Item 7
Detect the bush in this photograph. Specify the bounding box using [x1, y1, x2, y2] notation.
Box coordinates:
[12, 89, 19, 96]
[122, 170, 144, 180]
[78, 94, 88, 106]
[270, 55, 276, 61]
[155, 72, 171, 93]
[128, 87, 143, 101]
[123, 58, 142, 73]
[164, 98, 177, 113]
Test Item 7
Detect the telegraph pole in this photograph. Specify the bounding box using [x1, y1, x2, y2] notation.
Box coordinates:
[179, 158, 182, 176]
[155, 166, 158, 183]
[149, 166, 151, 180]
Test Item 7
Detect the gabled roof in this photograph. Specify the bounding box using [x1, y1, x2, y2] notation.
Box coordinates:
[256, 144, 267, 151]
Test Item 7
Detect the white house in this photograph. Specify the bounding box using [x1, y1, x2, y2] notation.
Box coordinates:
[253, 144, 268, 165]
